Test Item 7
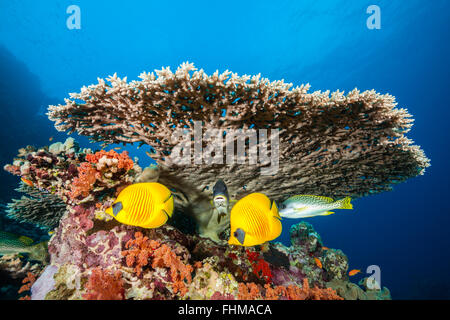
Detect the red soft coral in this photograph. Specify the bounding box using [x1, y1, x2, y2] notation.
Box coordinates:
[246, 249, 272, 284]
[86, 150, 133, 171]
[69, 162, 100, 199]
[122, 231, 159, 276]
[151, 244, 193, 296]
[122, 232, 193, 297]
[82, 267, 125, 300]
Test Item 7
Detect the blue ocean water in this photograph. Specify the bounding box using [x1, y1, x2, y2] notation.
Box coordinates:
[0, 0, 448, 299]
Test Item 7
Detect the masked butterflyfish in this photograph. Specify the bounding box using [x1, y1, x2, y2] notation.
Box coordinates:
[228, 193, 282, 247]
[105, 182, 174, 228]
[279, 195, 353, 219]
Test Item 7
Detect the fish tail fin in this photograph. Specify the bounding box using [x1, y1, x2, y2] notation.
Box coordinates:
[28, 242, 49, 263]
[336, 197, 353, 209]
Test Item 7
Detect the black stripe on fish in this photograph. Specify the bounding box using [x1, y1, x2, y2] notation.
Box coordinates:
[234, 228, 246, 245]
[112, 202, 123, 216]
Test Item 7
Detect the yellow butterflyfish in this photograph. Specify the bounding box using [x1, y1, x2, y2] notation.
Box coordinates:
[228, 193, 282, 247]
[105, 182, 174, 228]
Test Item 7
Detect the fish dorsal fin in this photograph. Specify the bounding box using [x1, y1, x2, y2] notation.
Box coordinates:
[291, 195, 334, 203]
[245, 193, 271, 211]
[313, 195, 334, 203]
[19, 236, 34, 246]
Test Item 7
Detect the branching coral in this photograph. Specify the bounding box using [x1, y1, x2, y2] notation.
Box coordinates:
[6, 183, 67, 229]
[82, 267, 125, 300]
[48, 62, 430, 209]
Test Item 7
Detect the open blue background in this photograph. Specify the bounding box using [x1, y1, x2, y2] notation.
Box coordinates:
[0, 0, 449, 299]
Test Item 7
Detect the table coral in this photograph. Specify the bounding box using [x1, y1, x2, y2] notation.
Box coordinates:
[47, 62, 430, 210]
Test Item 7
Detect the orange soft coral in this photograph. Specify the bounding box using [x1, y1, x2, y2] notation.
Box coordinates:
[238, 283, 263, 300]
[86, 150, 133, 171]
[69, 162, 100, 199]
[18, 272, 36, 300]
[122, 231, 160, 276]
[122, 232, 193, 296]
[151, 244, 193, 296]
[82, 267, 125, 300]
[238, 279, 343, 300]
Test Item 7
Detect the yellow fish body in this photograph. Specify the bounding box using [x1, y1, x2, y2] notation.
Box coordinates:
[105, 182, 174, 228]
[228, 193, 282, 247]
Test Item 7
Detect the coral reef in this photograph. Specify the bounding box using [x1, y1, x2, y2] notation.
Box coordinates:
[47, 63, 430, 210]
[5, 139, 392, 300]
